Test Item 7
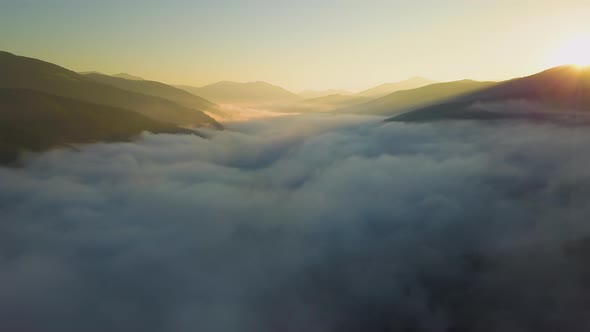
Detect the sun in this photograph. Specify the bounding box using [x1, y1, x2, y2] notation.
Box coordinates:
[548, 35, 590, 68]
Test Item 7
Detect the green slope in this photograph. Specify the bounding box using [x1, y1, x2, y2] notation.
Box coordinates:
[0, 88, 197, 164]
[351, 80, 498, 116]
[0, 51, 221, 129]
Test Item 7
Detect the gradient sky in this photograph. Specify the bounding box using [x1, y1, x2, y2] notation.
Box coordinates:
[1, 0, 589, 91]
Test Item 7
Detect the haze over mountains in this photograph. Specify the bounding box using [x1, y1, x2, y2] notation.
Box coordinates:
[3, 49, 590, 165]
[176, 81, 301, 104]
[299, 89, 354, 99]
[174, 77, 437, 107]
[111, 73, 144, 80]
[82, 72, 223, 118]
[389, 65, 590, 122]
[304, 94, 371, 107]
[290, 94, 373, 113]
[170, 77, 443, 114]
[5, 50, 590, 332]
[0, 52, 220, 128]
[292, 77, 438, 111]
[348, 79, 498, 116]
[356, 77, 437, 98]
[5, 1, 590, 330]
[0, 88, 192, 163]
[0, 51, 222, 162]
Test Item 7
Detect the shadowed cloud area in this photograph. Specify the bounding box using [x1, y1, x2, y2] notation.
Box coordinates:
[3, 114, 590, 331]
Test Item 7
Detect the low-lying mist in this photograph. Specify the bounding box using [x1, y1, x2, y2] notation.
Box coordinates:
[209, 103, 299, 122]
[3, 114, 590, 332]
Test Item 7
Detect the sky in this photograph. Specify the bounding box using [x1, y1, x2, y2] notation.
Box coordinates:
[1, 0, 589, 91]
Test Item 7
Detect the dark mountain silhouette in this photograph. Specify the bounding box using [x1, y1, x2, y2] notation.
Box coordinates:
[0, 88, 197, 164]
[0, 51, 221, 129]
[348, 80, 497, 115]
[356, 77, 437, 98]
[112, 73, 144, 80]
[82, 73, 225, 118]
[179, 81, 300, 104]
[388, 65, 590, 122]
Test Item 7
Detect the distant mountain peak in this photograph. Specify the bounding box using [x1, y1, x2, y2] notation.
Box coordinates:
[406, 76, 433, 82]
[0, 51, 220, 128]
[112, 73, 144, 80]
[78, 70, 104, 75]
[191, 80, 299, 104]
[214, 80, 238, 85]
[357, 77, 437, 97]
[299, 89, 354, 99]
[535, 64, 590, 78]
[387, 65, 590, 123]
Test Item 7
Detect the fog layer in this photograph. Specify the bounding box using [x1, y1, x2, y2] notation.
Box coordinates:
[2, 114, 590, 332]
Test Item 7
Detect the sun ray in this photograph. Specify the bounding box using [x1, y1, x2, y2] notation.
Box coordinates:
[548, 35, 590, 68]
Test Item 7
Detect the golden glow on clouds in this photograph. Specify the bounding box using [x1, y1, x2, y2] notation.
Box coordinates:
[548, 35, 590, 67]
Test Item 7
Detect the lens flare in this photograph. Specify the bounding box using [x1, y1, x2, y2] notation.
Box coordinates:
[549, 35, 590, 67]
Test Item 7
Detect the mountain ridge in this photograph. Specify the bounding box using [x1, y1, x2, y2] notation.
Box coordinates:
[0, 51, 221, 129]
[112, 73, 144, 80]
[178, 80, 300, 104]
[299, 89, 354, 99]
[387, 65, 590, 122]
[82, 72, 224, 118]
[356, 77, 437, 98]
[346, 79, 497, 116]
[0, 88, 199, 164]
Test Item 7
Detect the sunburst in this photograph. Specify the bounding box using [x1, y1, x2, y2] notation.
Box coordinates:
[548, 35, 590, 68]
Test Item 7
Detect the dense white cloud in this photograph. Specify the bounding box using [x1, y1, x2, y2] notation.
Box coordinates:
[2, 114, 590, 331]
